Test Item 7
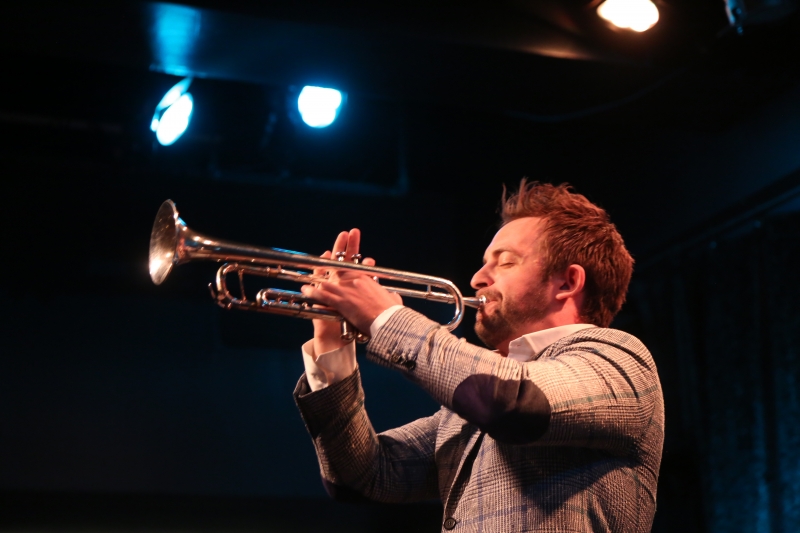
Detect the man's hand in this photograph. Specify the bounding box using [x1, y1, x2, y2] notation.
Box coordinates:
[309, 230, 358, 356]
[305, 229, 402, 348]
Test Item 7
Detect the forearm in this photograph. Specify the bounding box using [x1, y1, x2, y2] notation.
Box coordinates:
[366, 307, 658, 448]
[366, 308, 550, 443]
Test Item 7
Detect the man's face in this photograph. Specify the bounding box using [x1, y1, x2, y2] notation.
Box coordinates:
[470, 217, 552, 352]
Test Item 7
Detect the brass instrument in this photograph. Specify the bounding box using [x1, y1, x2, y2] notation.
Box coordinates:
[149, 200, 484, 340]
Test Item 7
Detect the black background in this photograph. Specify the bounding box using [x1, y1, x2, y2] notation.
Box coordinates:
[2, 2, 800, 532]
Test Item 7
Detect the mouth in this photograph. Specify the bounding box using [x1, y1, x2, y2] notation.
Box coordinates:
[477, 297, 497, 316]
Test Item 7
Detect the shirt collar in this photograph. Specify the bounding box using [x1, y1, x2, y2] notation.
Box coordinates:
[507, 324, 597, 362]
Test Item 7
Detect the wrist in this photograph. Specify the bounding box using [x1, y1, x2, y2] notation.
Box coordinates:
[312, 320, 348, 359]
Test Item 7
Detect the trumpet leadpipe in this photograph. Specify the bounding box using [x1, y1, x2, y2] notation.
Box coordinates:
[385, 286, 486, 309]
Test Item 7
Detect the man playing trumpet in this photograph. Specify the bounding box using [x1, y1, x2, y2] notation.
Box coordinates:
[295, 181, 664, 533]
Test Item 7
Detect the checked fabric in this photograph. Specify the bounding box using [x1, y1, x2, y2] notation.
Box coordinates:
[294, 307, 664, 533]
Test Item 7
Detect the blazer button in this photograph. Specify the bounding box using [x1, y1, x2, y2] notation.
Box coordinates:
[443, 517, 457, 530]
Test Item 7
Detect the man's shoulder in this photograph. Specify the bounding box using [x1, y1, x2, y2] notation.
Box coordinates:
[539, 327, 663, 398]
[544, 327, 651, 359]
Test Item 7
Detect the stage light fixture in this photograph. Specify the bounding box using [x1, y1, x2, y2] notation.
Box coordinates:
[597, 0, 660, 32]
[297, 86, 345, 128]
[151, 77, 194, 146]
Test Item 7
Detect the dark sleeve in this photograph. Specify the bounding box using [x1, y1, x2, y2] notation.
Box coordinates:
[294, 368, 440, 502]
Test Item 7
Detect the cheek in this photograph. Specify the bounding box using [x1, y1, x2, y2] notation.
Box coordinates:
[501, 271, 543, 302]
[496, 272, 525, 294]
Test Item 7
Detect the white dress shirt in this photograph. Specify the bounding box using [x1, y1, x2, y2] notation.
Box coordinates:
[301, 305, 596, 391]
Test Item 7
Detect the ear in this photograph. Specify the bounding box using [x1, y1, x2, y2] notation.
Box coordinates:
[554, 264, 586, 301]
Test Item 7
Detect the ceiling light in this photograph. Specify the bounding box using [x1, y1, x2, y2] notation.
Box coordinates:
[151, 77, 194, 146]
[597, 0, 660, 32]
[297, 86, 345, 128]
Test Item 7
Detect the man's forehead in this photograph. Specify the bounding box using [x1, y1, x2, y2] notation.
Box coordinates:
[485, 217, 545, 255]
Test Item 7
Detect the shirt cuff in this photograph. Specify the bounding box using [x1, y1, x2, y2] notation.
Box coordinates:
[369, 305, 405, 338]
[301, 339, 357, 392]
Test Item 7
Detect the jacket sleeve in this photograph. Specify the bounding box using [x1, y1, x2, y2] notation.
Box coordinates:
[366, 307, 661, 450]
[294, 367, 440, 503]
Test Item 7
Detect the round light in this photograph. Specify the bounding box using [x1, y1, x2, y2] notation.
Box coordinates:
[155, 93, 194, 146]
[151, 77, 194, 146]
[597, 0, 659, 32]
[297, 86, 344, 128]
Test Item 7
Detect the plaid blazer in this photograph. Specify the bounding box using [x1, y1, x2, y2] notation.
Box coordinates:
[295, 308, 664, 533]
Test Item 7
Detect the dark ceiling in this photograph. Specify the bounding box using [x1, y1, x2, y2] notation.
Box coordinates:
[0, 0, 733, 115]
[2, 0, 800, 258]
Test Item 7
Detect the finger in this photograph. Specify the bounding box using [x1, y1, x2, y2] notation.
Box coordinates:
[303, 277, 334, 307]
[327, 231, 351, 279]
[303, 279, 349, 300]
[301, 283, 335, 307]
[332, 231, 349, 256]
[346, 228, 361, 263]
[390, 291, 403, 305]
[360, 257, 379, 283]
[335, 270, 380, 286]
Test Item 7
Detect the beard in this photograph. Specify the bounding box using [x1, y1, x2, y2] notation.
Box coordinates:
[474, 281, 550, 350]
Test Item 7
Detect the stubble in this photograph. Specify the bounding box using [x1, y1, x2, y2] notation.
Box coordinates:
[474, 281, 550, 350]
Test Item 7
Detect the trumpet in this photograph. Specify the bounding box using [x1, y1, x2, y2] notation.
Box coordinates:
[149, 200, 484, 340]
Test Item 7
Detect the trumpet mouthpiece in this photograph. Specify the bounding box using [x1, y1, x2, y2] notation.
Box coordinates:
[463, 295, 486, 309]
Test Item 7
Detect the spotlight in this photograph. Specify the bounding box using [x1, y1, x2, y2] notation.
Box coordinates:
[151, 77, 194, 146]
[297, 86, 345, 128]
[597, 0, 660, 32]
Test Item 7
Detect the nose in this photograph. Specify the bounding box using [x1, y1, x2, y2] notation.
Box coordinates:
[470, 263, 492, 290]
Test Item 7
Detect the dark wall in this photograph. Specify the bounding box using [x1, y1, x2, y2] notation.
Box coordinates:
[0, 160, 466, 498]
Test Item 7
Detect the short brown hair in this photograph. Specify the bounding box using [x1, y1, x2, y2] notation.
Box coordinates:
[501, 180, 633, 327]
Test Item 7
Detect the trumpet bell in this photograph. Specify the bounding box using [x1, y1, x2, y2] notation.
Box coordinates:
[149, 200, 181, 285]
